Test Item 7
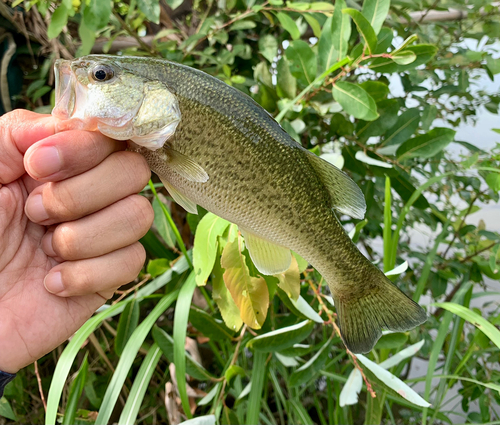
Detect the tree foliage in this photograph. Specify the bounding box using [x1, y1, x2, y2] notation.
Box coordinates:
[1, 0, 500, 424]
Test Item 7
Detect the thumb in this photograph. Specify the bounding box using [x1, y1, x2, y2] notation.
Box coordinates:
[0, 110, 56, 185]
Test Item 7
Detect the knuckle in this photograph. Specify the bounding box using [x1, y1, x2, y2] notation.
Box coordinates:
[117, 152, 151, 190]
[126, 195, 154, 235]
[53, 225, 79, 259]
[44, 182, 85, 220]
[125, 242, 146, 277]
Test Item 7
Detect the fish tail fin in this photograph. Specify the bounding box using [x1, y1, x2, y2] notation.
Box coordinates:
[331, 270, 427, 354]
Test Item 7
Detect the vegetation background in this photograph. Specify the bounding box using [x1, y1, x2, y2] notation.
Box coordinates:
[1, 0, 500, 424]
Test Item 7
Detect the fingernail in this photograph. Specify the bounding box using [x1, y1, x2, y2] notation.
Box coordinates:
[41, 231, 57, 257]
[44, 272, 64, 294]
[26, 146, 61, 178]
[25, 194, 50, 222]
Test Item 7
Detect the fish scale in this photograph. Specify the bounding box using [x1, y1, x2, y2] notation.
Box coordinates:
[53, 55, 427, 353]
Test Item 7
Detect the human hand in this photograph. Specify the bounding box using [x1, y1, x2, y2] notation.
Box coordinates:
[0, 110, 153, 373]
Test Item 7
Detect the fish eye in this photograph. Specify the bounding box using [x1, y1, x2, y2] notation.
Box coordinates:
[90, 65, 115, 82]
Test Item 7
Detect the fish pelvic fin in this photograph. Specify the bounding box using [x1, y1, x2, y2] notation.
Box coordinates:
[332, 271, 427, 354]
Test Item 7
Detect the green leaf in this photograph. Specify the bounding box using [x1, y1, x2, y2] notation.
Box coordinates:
[224, 365, 246, 384]
[382, 108, 420, 147]
[276, 57, 297, 99]
[221, 406, 240, 425]
[114, 298, 140, 356]
[179, 415, 216, 425]
[174, 273, 197, 418]
[119, 344, 162, 425]
[146, 258, 170, 278]
[259, 34, 278, 63]
[398, 44, 437, 70]
[83, 0, 112, 31]
[47, 6, 68, 39]
[189, 307, 235, 341]
[153, 326, 214, 381]
[165, 0, 183, 10]
[221, 236, 269, 329]
[286, 40, 317, 86]
[421, 104, 437, 131]
[0, 397, 16, 421]
[374, 332, 408, 350]
[138, 0, 160, 23]
[486, 173, 500, 192]
[359, 80, 389, 103]
[343, 9, 377, 55]
[276, 12, 301, 40]
[304, 13, 322, 38]
[434, 302, 500, 350]
[331, 0, 350, 62]
[289, 338, 332, 387]
[397, 128, 455, 160]
[332, 81, 379, 121]
[356, 354, 431, 407]
[77, 13, 96, 56]
[392, 50, 417, 65]
[229, 20, 257, 31]
[193, 212, 230, 286]
[356, 98, 399, 140]
[361, 0, 390, 35]
[317, 16, 336, 74]
[153, 198, 176, 249]
[486, 55, 500, 75]
[247, 320, 314, 352]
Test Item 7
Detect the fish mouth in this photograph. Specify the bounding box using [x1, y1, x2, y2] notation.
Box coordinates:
[52, 59, 76, 120]
[52, 59, 94, 130]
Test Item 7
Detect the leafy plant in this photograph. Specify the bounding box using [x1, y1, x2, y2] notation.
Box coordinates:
[1, 0, 500, 424]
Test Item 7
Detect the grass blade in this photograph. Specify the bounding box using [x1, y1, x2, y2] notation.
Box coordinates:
[96, 291, 179, 425]
[434, 302, 500, 350]
[119, 343, 162, 425]
[383, 176, 392, 272]
[62, 353, 88, 425]
[174, 272, 197, 418]
[247, 351, 267, 425]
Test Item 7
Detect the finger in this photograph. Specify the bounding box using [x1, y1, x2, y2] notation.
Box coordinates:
[43, 242, 146, 297]
[24, 151, 151, 225]
[24, 130, 125, 182]
[0, 110, 55, 185]
[41, 195, 154, 260]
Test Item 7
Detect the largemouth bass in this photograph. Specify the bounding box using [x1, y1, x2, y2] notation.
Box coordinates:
[52, 55, 426, 353]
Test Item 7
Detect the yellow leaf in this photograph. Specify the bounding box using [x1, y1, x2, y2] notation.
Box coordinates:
[274, 256, 301, 301]
[212, 256, 243, 332]
[221, 236, 269, 329]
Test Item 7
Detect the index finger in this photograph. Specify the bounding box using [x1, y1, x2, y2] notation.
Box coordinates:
[24, 130, 125, 182]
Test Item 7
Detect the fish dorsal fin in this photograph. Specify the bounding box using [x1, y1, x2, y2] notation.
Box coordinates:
[164, 147, 209, 183]
[306, 152, 366, 219]
[240, 229, 291, 275]
[160, 178, 198, 214]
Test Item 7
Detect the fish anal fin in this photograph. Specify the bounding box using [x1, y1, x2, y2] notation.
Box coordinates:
[240, 230, 291, 275]
[332, 270, 427, 353]
[160, 178, 198, 214]
[306, 152, 366, 219]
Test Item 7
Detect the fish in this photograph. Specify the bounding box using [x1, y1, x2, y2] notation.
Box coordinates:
[52, 55, 427, 353]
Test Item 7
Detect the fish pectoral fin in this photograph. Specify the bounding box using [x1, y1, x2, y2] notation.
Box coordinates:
[160, 178, 198, 214]
[165, 147, 209, 183]
[240, 229, 291, 275]
[306, 151, 366, 219]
